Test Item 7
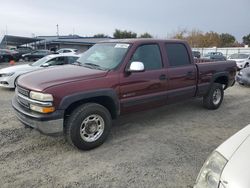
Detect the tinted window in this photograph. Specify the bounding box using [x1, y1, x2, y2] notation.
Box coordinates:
[67, 56, 78, 64]
[63, 50, 71, 53]
[131, 44, 162, 70]
[47, 57, 66, 65]
[165, 43, 191, 66]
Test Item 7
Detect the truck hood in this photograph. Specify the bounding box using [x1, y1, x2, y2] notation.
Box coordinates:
[216, 125, 250, 188]
[0, 64, 36, 74]
[18, 65, 109, 91]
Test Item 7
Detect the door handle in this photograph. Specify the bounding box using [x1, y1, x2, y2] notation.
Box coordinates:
[159, 74, 167, 80]
[186, 71, 193, 77]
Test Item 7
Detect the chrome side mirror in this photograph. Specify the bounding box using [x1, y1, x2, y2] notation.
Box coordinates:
[127, 61, 145, 73]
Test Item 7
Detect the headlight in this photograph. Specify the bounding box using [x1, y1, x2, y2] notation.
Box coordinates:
[30, 91, 53, 101]
[238, 71, 243, 76]
[194, 152, 227, 188]
[30, 104, 55, 113]
[1, 72, 15, 77]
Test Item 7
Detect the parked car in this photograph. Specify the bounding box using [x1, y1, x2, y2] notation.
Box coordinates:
[236, 67, 250, 86]
[22, 50, 52, 61]
[203, 52, 227, 61]
[56, 48, 78, 54]
[194, 124, 250, 188]
[192, 51, 201, 58]
[12, 39, 236, 150]
[228, 53, 250, 69]
[0, 49, 20, 62]
[16, 47, 34, 58]
[0, 54, 79, 88]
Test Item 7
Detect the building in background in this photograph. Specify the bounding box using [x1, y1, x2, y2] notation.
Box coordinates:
[0, 35, 111, 53]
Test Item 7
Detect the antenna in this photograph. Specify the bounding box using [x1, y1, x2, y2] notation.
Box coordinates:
[56, 24, 59, 37]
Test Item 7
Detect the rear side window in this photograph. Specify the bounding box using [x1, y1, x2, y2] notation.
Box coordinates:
[165, 43, 191, 66]
[131, 44, 162, 70]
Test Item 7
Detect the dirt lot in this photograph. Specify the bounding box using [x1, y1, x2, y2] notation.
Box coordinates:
[0, 62, 249, 188]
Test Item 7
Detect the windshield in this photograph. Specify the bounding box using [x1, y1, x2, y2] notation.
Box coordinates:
[30, 56, 51, 66]
[230, 54, 249, 59]
[76, 43, 130, 70]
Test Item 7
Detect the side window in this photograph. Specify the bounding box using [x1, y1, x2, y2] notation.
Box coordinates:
[63, 50, 71, 53]
[131, 44, 162, 70]
[47, 57, 66, 65]
[165, 43, 191, 66]
[67, 56, 78, 64]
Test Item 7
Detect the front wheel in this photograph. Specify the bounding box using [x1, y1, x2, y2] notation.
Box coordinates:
[65, 103, 112, 150]
[203, 83, 224, 110]
[244, 63, 249, 68]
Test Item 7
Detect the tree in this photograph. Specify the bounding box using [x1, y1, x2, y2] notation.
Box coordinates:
[243, 34, 250, 45]
[219, 33, 236, 47]
[202, 31, 221, 47]
[93, 34, 109, 38]
[139, 32, 153, 38]
[113, 29, 137, 39]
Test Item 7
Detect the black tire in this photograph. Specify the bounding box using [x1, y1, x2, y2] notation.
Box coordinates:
[203, 83, 224, 110]
[244, 63, 249, 68]
[65, 103, 112, 150]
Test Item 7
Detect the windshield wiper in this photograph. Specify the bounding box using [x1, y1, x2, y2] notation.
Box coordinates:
[83, 63, 107, 70]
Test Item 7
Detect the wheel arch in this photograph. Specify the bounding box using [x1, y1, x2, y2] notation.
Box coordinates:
[59, 89, 120, 120]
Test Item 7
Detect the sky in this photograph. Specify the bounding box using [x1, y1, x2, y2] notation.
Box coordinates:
[0, 0, 249, 41]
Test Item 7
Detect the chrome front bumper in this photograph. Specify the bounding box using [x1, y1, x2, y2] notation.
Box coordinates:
[12, 97, 64, 135]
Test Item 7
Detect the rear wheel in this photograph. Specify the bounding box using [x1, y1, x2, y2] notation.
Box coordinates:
[203, 83, 224, 110]
[65, 103, 112, 150]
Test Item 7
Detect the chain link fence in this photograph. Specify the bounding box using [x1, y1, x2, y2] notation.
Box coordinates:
[193, 47, 250, 58]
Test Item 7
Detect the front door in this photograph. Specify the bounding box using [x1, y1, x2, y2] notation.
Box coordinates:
[119, 44, 167, 114]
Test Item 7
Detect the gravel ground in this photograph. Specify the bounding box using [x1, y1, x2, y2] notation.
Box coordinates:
[0, 62, 249, 188]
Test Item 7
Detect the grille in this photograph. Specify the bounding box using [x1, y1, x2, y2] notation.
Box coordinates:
[17, 86, 29, 97]
[17, 95, 30, 108]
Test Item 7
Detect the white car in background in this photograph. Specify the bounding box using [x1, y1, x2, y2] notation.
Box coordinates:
[194, 124, 250, 188]
[228, 53, 250, 69]
[0, 54, 79, 88]
[56, 48, 78, 54]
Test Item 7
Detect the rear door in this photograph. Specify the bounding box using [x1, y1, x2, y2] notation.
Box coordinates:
[164, 42, 197, 102]
[119, 43, 168, 113]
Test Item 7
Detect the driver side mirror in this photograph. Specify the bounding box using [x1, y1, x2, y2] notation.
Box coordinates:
[41, 63, 49, 67]
[126, 61, 145, 73]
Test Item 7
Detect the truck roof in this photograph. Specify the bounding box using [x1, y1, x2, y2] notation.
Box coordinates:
[101, 38, 186, 44]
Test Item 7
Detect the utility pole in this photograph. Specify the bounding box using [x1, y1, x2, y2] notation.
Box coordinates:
[56, 24, 59, 37]
[5, 25, 8, 48]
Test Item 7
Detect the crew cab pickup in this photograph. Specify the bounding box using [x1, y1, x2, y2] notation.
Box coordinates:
[12, 39, 237, 150]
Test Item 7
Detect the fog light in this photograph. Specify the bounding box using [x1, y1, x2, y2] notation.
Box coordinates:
[30, 104, 55, 113]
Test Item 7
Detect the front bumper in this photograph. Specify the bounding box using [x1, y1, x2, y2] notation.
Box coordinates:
[236, 75, 250, 85]
[0, 76, 15, 88]
[236, 62, 245, 69]
[12, 96, 64, 135]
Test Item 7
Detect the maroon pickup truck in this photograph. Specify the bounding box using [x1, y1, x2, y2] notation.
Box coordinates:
[12, 39, 237, 150]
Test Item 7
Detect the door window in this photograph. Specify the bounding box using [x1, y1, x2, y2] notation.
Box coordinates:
[131, 44, 163, 70]
[165, 43, 191, 66]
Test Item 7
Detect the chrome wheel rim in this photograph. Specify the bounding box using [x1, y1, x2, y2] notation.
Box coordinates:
[80, 114, 105, 142]
[213, 89, 221, 105]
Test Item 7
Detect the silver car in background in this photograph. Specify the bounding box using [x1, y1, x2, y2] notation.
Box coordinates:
[0, 54, 79, 88]
[228, 53, 250, 69]
[236, 67, 250, 86]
